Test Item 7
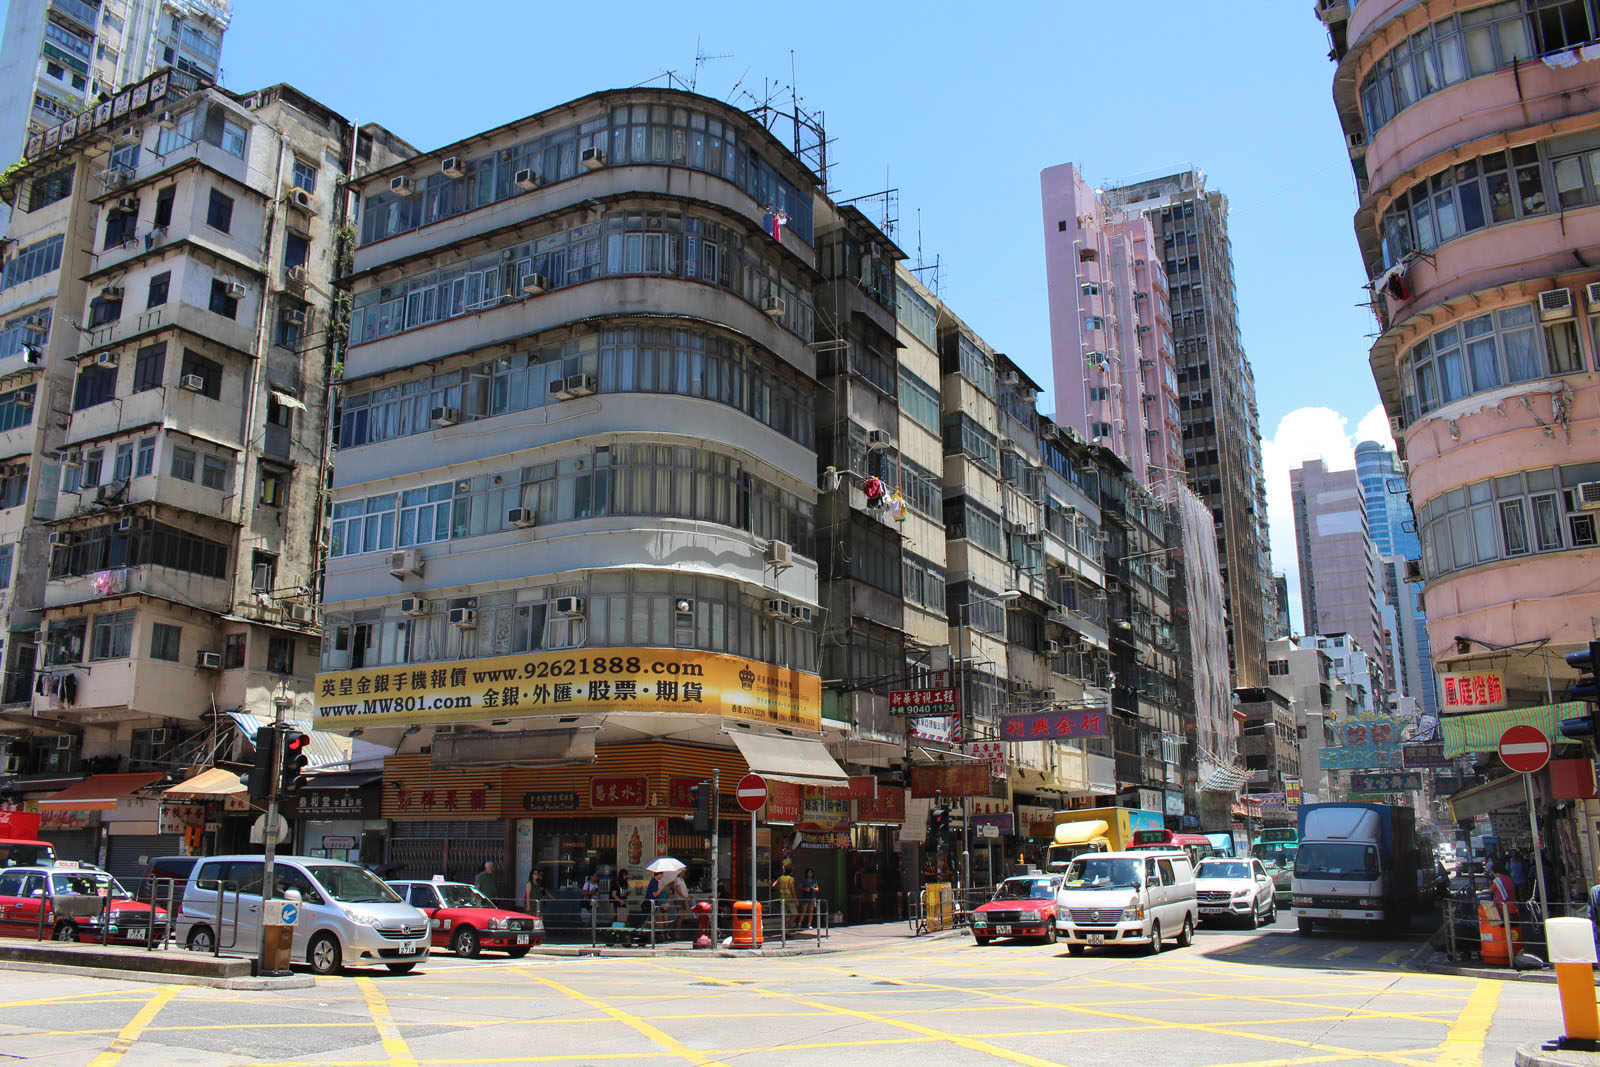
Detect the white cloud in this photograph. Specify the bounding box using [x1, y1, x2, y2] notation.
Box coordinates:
[1262, 403, 1389, 634]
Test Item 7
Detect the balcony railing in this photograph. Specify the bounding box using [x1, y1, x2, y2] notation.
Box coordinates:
[48, 0, 100, 32]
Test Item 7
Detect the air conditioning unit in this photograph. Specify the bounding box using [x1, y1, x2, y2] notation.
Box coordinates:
[21, 345, 42, 365]
[1577, 481, 1600, 512]
[1585, 282, 1600, 310]
[866, 429, 890, 450]
[285, 265, 309, 287]
[14, 392, 32, 407]
[440, 156, 465, 179]
[762, 295, 785, 318]
[48, 530, 71, 545]
[548, 377, 575, 401]
[1047, 640, 1061, 656]
[56, 735, 74, 750]
[564, 373, 595, 397]
[400, 596, 428, 616]
[555, 596, 586, 619]
[223, 282, 246, 301]
[180, 373, 206, 392]
[94, 350, 117, 368]
[389, 548, 423, 578]
[147, 728, 167, 746]
[448, 607, 477, 629]
[790, 604, 813, 624]
[1388, 414, 1406, 437]
[285, 603, 312, 624]
[521, 272, 549, 295]
[430, 405, 459, 427]
[580, 146, 605, 169]
[116, 516, 131, 531]
[390, 175, 416, 196]
[507, 507, 536, 528]
[764, 598, 792, 618]
[157, 110, 177, 129]
[1539, 287, 1575, 321]
[1345, 131, 1367, 158]
[1403, 559, 1425, 583]
[764, 539, 792, 569]
[101, 285, 124, 300]
[514, 168, 542, 191]
[58, 449, 80, 468]
[195, 651, 222, 669]
[116, 196, 137, 213]
[999, 437, 1017, 451]
[291, 188, 315, 212]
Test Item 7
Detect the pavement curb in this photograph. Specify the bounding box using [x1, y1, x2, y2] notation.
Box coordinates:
[0, 958, 315, 990]
[524, 923, 970, 959]
[1515, 1039, 1600, 1067]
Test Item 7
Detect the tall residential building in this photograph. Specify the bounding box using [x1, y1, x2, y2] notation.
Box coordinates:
[1101, 171, 1274, 689]
[1289, 458, 1387, 688]
[0, 72, 409, 871]
[1355, 439, 1437, 719]
[1319, 0, 1600, 710]
[1265, 636, 1339, 801]
[1039, 164, 1183, 486]
[1271, 572, 1292, 640]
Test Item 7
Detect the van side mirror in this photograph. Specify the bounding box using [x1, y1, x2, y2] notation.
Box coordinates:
[284, 888, 302, 903]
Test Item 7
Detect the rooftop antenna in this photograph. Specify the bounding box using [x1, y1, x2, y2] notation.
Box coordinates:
[690, 37, 732, 93]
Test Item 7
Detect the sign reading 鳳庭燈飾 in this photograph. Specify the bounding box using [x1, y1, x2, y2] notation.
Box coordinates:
[1441, 670, 1507, 712]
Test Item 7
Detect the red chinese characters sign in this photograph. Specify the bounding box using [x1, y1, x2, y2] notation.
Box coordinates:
[590, 777, 648, 809]
[1000, 711, 1107, 740]
[855, 787, 905, 824]
[391, 784, 496, 818]
[910, 764, 991, 798]
[1441, 670, 1506, 711]
[888, 687, 959, 716]
[766, 781, 804, 823]
[668, 776, 701, 809]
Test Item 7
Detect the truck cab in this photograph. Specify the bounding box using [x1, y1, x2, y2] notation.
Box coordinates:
[1291, 803, 1415, 935]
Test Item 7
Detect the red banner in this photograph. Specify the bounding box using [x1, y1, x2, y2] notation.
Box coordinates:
[911, 764, 991, 798]
[816, 776, 877, 800]
[766, 781, 803, 823]
[855, 787, 905, 824]
[1000, 710, 1107, 740]
[590, 776, 647, 808]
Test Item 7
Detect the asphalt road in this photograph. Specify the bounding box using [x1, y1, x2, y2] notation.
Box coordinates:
[0, 910, 1563, 1066]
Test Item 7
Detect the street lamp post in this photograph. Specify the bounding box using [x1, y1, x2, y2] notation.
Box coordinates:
[953, 587, 1022, 897]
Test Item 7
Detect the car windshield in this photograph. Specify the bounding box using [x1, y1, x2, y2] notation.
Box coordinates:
[437, 884, 495, 908]
[0, 843, 55, 867]
[1062, 857, 1143, 889]
[307, 865, 402, 904]
[49, 870, 126, 897]
[994, 878, 1055, 900]
[1252, 842, 1298, 866]
[1294, 843, 1380, 880]
[1196, 861, 1251, 880]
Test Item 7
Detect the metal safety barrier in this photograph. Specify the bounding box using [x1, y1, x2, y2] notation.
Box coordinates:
[1442, 891, 1587, 968]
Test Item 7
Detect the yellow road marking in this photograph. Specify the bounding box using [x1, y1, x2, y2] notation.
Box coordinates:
[1321, 945, 1359, 960]
[1269, 943, 1304, 956]
[1436, 980, 1500, 1067]
[521, 968, 729, 1067]
[1379, 949, 1407, 965]
[86, 986, 178, 1067]
[357, 976, 418, 1067]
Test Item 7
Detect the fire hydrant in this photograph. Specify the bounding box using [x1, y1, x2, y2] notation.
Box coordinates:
[692, 900, 713, 949]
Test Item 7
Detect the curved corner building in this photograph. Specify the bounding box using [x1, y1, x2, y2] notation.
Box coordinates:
[318, 89, 827, 883]
[1322, 0, 1600, 709]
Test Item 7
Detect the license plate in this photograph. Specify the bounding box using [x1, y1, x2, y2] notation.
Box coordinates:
[1325, 910, 1343, 920]
[125, 929, 145, 940]
[516, 934, 529, 945]
[399, 941, 419, 954]
[1088, 934, 1105, 946]
[995, 925, 1012, 935]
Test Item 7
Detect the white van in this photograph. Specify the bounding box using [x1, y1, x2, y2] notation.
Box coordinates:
[1053, 849, 1198, 954]
[176, 855, 430, 975]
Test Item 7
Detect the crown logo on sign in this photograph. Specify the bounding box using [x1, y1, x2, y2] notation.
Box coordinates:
[738, 665, 755, 690]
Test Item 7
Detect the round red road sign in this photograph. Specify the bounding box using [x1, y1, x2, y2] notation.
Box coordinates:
[1498, 724, 1551, 774]
[736, 773, 768, 812]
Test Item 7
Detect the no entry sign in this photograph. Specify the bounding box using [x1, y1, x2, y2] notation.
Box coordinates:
[736, 773, 768, 812]
[1498, 724, 1551, 774]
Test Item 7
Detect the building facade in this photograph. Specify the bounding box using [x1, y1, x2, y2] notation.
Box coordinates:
[1290, 457, 1387, 687]
[1355, 439, 1437, 718]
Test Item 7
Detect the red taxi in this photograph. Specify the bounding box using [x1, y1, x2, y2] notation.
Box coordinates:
[387, 879, 545, 958]
[970, 873, 1062, 945]
[0, 863, 168, 943]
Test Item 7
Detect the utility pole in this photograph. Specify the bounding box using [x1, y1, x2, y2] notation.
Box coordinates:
[257, 682, 291, 973]
[709, 767, 719, 947]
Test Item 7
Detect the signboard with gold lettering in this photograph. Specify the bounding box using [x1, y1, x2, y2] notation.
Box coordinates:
[314, 648, 821, 731]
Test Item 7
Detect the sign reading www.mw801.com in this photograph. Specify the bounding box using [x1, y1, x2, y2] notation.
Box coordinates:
[312, 647, 821, 732]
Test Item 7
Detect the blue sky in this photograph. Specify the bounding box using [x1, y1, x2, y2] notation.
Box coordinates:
[224, 1, 1378, 627]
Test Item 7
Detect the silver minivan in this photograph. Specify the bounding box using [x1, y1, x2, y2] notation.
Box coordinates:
[1054, 849, 1198, 954]
[176, 855, 430, 975]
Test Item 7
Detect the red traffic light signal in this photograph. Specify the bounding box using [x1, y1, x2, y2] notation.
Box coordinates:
[280, 730, 310, 791]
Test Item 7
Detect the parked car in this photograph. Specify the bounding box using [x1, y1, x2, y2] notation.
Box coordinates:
[1194, 857, 1276, 927]
[1054, 849, 1198, 955]
[0, 863, 167, 943]
[132, 855, 199, 906]
[175, 855, 430, 975]
[970, 874, 1062, 945]
[387, 879, 545, 958]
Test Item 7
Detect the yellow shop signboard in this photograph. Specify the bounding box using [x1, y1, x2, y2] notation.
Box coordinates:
[313, 647, 820, 732]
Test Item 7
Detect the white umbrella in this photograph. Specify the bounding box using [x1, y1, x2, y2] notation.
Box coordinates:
[645, 857, 686, 875]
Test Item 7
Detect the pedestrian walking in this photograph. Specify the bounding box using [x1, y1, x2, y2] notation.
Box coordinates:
[580, 868, 600, 926]
[797, 867, 820, 929]
[475, 860, 498, 903]
[610, 869, 631, 925]
[1509, 851, 1529, 900]
[521, 868, 548, 916]
[772, 862, 797, 923]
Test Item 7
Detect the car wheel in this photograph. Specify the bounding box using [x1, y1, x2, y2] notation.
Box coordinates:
[1144, 920, 1162, 955]
[451, 927, 481, 959]
[186, 925, 215, 953]
[52, 922, 78, 942]
[1067, 943, 1086, 956]
[386, 963, 417, 974]
[1176, 914, 1194, 948]
[505, 947, 530, 958]
[1267, 899, 1277, 924]
[308, 933, 342, 976]
[973, 935, 990, 946]
[1044, 923, 1058, 945]
[1297, 917, 1314, 937]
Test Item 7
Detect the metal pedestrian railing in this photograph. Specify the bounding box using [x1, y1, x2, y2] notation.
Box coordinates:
[1441, 890, 1588, 968]
[509, 893, 830, 949]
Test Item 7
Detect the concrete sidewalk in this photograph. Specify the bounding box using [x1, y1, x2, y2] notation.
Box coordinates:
[0, 939, 313, 988]
[524, 917, 970, 958]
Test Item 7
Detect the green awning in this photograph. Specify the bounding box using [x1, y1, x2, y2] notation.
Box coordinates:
[1439, 701, 1586, 758]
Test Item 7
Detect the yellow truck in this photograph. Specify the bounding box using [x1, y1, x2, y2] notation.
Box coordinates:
[1047, 807, 1165, 869]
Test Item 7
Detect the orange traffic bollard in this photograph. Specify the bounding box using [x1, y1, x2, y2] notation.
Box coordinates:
[1546, 918, 1600, 1050]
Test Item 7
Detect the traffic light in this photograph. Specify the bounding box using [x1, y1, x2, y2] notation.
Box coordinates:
[687, 780, 711, 833]
[243, 724, 279, 799]
[280, 731, 310, 792]
[1562, 639, 1600, 745]
[929, 806, 950, 839]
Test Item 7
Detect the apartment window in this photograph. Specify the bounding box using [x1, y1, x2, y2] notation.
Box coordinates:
[259, 464, 287, 507]
[205, 189, 233, 233]
[0, 544, 13, 588]
[113, 442, 133, 481]
[219, 117, 247, 159]
[87, 291, 122, 328]
[72, 365, 117, 410]
[0, 466, 26, 509]
[291, 158, 317, 193]
[1401, 303, 1557, 420]
[153, 187, 174, 228]
[274, 306, 302, 349]
[208, 279, 238, 319]
[266, 635, 294, 674]
[1268, 659, 1290, 676]
[170, 447, 196, 482]
[897, 370, 941, 433]
[149, 623, 181, 662]
[90, 610, 134, 660]
[179, 350, 222, 399]
[284, 231, 308, 270]
[223, 632, 246, 669]
[132, 342, 166, 392]
[1419, 465, 1595, 577]
[0, 386, 35, 432]
[0, 234, 64, 290]
[103, 200, 139, 248]
[266, 395, 294, 428]
[397, 484, 452, 546]
[146, 271, 170, 309]
[1084, 316, 1105, 331]
[25, 166, 73, 212]
[251, 550, 277, 592]
[200, 455, 228, 491]
[135, 437, 155, 477]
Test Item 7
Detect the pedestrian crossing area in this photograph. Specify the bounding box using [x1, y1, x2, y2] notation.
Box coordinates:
[1211, 934, 1416, 966]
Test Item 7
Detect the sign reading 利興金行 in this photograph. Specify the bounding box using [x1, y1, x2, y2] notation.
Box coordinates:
[312, 647, 820, 731]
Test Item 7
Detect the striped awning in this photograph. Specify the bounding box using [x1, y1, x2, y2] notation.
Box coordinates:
[228, 712, 352, 769]
[1439, 701, 1586, 758]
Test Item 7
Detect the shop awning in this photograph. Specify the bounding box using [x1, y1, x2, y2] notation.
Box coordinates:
[269, 390, 306, 411]
[164, 767, 244, 800]
[1053, 819, 1109, 847]
[731, 732, 848, 786]
[36, 772, 163, 811]
[228, 712, 352, 769]
[1439, 701, 1584, 758]
[1448, 773, 1527, 822]
[296, 771, 382, 790]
